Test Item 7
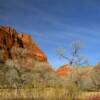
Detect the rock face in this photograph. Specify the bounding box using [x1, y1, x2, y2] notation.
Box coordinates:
[56, 64, 72, 76]
[0, 25, 47, 68]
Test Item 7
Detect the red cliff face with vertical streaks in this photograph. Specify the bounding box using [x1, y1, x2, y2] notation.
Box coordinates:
[0, 25, 47, 68]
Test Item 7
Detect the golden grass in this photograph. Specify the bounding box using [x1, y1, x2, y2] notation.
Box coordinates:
[0, 88, 79, 100]
[0, 88, 100, 100]
[80, 92, 100, 100]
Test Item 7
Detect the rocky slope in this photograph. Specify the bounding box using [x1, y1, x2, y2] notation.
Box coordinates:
[56, 64, 72, 76]
[0, 25, 47, 69]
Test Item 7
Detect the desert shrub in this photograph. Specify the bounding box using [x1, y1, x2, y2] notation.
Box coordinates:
[66, 84, 81, 98]
[65, 67, 95, 91]
[90, 63, 100, 91]
[0, 63, 15, 88]
[0, 60, 61, 88]
[3, 59, 34, 88]
[32, 62, 52, 73]
[4, 60, 22, 88]
[67, 64, 100, 91]
[0, 64, 8, 87]
[57, 72, 82, 99]
[27, 62, 64, 88]
[79, 77, 95, 91]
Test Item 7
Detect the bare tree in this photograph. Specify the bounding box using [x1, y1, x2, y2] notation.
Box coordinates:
[56, 41, 88, 67]
[56, 41, 89, 87]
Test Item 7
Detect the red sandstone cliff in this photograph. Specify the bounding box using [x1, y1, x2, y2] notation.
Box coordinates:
[0, 25, 47, 68]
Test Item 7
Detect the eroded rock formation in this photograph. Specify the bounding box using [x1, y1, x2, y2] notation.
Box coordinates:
[0, 25, 47, 68]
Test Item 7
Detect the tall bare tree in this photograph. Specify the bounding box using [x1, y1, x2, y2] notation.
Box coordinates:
[56, 41, 89, 87]
[57, 41, 88, 67]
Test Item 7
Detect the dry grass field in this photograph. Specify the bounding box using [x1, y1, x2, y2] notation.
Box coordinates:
[0, 88, 70, 100]
[0, 88, 100, 100]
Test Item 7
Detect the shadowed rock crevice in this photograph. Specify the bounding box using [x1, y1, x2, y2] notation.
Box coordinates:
[16, 38, 24, 48]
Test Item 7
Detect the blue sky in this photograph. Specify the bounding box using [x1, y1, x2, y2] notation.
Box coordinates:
[0, 0, 100, 68]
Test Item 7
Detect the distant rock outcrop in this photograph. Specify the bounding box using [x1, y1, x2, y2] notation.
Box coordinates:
[0, 25, 47, 68]
[56, 64, 72, 76]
